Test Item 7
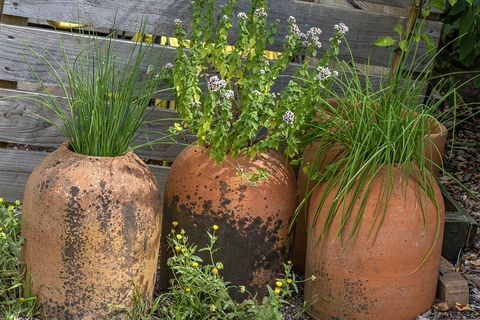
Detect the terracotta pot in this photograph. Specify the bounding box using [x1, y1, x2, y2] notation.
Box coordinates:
[159, 145, 297, 299]
[292, 117, 447, 275]
[304, 165, 445, 320]
[22, 143, 162, 319]
[425, 119, 448, 175]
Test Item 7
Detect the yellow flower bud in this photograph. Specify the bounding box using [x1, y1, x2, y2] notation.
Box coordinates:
[212, 267, 219, 274]
[175, 246, 181, 252]
[275, 281, 283, 287]
[239, 285, 246, 293]
[287, 260, 292, 265]
[8, 206, 14, 211]
[185, 287, 191, 292]
[19, 297, 25, 302]
[14, 200, 21, 206]
[209, 305, 216, 312]
[172, 221, 179, 227]
[181, 248, 188, 254]
[274, 287, 281, 294]
[180, 228, 186, 235]
[0, 198, 3, 203]
[213, 224, 219, 230]
[287, 278, 293, 284]
[192, 261, 199, 267]
[0, 232, 6, 239]
[176, 234, 183, 240]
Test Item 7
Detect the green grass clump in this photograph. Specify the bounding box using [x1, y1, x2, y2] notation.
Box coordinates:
[0, 199, 37, 319]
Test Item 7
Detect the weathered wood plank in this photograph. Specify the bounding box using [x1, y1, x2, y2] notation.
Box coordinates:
[0, 89, 190, 161]
[0, 0, 442, 67]
[0, 148, 170, 202]
[353, 0, 411, 8]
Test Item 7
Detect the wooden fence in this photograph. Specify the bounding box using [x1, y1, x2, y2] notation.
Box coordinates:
[0, 0, 445, 201]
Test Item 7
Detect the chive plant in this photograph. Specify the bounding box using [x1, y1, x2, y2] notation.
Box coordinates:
[24, 26, 169, 157]
[298, 23, 470, 263]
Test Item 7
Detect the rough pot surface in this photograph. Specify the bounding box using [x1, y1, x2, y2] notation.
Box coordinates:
[159, 145, 297, 299]
[304, 165, 445, 320]
[22, 143, 162, 320]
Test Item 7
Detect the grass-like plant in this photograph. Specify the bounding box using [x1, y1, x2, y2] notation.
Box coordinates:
[297, 19, 469, 262]
[169, 0, 346, 161]
[23, 26, 169, 157]
[0, 200, 37, 319]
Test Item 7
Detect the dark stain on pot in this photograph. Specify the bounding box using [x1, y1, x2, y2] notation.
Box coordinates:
[161, 180, 287, 301]
[96, 180, 113, 232]
[59, 185, 90, 319]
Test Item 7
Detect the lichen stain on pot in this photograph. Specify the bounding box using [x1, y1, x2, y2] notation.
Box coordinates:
[159, 145, 297, 299]
[22, 143, 163, 319]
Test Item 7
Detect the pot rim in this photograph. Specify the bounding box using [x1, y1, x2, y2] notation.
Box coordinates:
[60, 141, 134, 160]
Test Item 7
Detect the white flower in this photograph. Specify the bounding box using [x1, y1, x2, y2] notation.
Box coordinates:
[146, 65, 154, 75]
[314, 40, 322, 49]
[237, 12, 247, 19]
[315, 66, 332, 81]
[260, 69, 265, 75]
[174, 19, 182, 26]
[283, 110, 295, 125]
[334, 23, 349, 34]
[307, 27, 322, 39]
[254, 8, 267, 18]
[333, 70, 339, 77]
[222, 15, 229, 20]
[207, 76, 227, 92]
[223, 90, 234, 100]
[252, 90, 261, 96]
[288, 16, 296, 24]
[164, 63, 174, 69]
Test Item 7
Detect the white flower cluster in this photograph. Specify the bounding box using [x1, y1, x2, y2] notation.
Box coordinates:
[174, 19, 182, 26]
[223, 90, 234, 100]
[207, 76, 227, 92]
[252, 90, 261, 96]
[164, 63, 174, 69]
[237, 12, 247, 20]
[283, 110, 295, 125]
[306, 26, 322, 49]
[334, 23, 349, 34]
[254, 8, 267, 18]
[288, 16, 296, 24]
[315, 66, 332, 81]
[146, 65, 154, 76]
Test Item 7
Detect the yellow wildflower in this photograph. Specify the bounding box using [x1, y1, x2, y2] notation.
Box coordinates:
[192, 262, 199, 267]
[311, 275, 316, 281]
[239, 285, 246, 293]
[185, 287, 191, 292]
[0, 227, 3, 232]
[275, 281, 283, 287]
[287, 260, 292, 265]
[19, 297, 25, 302]
[176, 234, 183, 240]
[0, 232, 6, 239]
[274, 287, 281, 294]
[175, 246, 181, 252]
[180, 228, 186, 235]
[15, 200, 21, 206]
[210, 305, 216, 312]
[212, 267, 219, 274]
[181, 248, 188, 254]
[173, 123, 183, 132]
[172, 221, 179, 227]
[8, 205, 14, 211]
[212, 224, 219, 230]
[0, 198, 3, 203]
[287, 278, 293, 284]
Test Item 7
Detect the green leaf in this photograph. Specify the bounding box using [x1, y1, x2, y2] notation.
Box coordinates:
[459, 32, 476, 60]
[374, 36, 396, 47]
[421, 32, 436, 54]
[430, 0, 446, 11]
[448, 0, 458, 6]
[398, 39, 408, 51]
[394, 24, 404, 37]
[465, 0, 473, 5]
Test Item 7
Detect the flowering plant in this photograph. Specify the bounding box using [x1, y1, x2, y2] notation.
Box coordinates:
[169, 0, 347, 161]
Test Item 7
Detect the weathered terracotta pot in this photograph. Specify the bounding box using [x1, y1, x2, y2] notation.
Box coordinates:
[159, 145, 297, 298]
[22, 143, 162, 319]
[292, 118, 448, 275]
[304, 165, 445, 320]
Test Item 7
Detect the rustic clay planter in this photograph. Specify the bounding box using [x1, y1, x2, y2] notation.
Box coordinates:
[159, 145, 297, 299]
[22, 143, 162, 319]
[292, 117, 448, 275]
[304, 165, 445, 320]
